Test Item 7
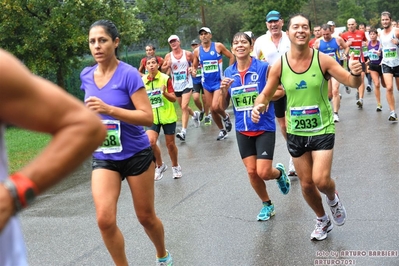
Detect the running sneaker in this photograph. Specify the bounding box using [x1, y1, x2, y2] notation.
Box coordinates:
[275, 163, 291, 195]
[333, 113, 340, 123]
[345, 86, 351, 94]
[376, 104, 382, 112]
[288, 157, 297, 176]
[327, 193, 347, 226]
[156, 250, 173, 266]
[176, 132, 186, 141]
[366, 84, 372, 92]
[355, 91, 359, 100]
[204, 115, 212, 125]
[311, 217, 333, 241]
[388, 112, 398, 122]
[216, 129, 227, 141]
[155, 162, 168, 181]
[257, 203, 275, 221]
[172, 165, 182, 179]
[339, 93, 342, 99]
[223, 113, 232, 132]
[356, 98, 363, 108]
[199, 111, 205, 122]
[192, 111, 200, 128]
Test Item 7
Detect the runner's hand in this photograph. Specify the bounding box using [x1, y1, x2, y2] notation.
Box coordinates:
[348, 53, 362, 76]
[251, 104, 266, 123]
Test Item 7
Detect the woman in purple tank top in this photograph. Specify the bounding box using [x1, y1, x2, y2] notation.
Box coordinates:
[81, 20, 173, 265]
[367, 28, 386, 111]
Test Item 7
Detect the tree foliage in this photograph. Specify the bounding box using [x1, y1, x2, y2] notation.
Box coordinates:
[136, 0, 198, 47]
[301, 0, 399, 28]
[0, 0, 144, 89]
[241, 0, 309, 37]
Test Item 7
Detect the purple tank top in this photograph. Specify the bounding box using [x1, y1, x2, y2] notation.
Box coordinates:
[80, 61, 150, 160]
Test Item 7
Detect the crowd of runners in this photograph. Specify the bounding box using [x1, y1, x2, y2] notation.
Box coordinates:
[2, 9, 399, 266]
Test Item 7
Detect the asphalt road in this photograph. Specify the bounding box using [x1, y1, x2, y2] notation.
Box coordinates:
[21, 83, 399, 266]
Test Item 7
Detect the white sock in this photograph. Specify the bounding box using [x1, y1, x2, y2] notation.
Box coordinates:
[327, 193, 338, 206]
[317, 213, 328, 222]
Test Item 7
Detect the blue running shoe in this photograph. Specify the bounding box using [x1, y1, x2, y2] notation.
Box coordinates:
[156, 250, 173, 266]
[276, 163, 291, 195]
[257, 203, 275, 221]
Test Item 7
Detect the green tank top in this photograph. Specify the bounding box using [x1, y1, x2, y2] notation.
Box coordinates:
[281, 50, 334, 136]
[143, 72, 177, 125]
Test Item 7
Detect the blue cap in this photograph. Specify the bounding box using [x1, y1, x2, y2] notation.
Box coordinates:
[266, 10, 281, 22]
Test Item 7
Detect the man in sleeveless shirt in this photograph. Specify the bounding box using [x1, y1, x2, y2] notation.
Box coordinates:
[252, 14, 363, 241]
[0, 49, 105, 265]
[162, 35, 199, 141]
[380, 11, 399, 121]
[314, 24, 349, 122]
[192, 27, 236, 140]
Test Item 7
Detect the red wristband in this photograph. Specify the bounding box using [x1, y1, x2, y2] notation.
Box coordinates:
[9, 173, 39, 208]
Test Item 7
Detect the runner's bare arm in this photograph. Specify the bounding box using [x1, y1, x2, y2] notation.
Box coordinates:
[0, 49, 106, 227]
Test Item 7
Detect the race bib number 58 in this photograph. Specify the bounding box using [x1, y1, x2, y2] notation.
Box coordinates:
[95, 120, 122, 154]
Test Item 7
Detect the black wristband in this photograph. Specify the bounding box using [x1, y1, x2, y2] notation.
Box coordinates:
[350, 71, 361, 77]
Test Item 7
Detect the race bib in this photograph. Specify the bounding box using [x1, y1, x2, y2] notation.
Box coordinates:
[327, 52, 337, 61]
[349, 46, 361, 57]
[290, 106, 323, 132]
[173, 71, 187, 84]
[368, 49, 379, 61]
[95, 120, 122, 154]
[383, 48, 397, 59]
[202, 60, 219, 73]
[231, 84, 259, 111]
[147, 88, 164, 108]
[196, 67, 202, 77]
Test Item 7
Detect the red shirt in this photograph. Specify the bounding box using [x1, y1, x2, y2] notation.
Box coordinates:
[341, 30, 367, 62]
[309, 38, 317, 48]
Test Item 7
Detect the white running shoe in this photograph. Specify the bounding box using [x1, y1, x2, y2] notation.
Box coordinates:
[172, 165, 182, 179]
[311, 217, 333, 241]
[328, 193, 347, 226]
[333, 113, 340, 122]
[154, 162, 168, 181]
[192, 111, 200, 128]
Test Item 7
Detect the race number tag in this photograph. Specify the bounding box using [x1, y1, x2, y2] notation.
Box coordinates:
[147, 88, 164, 108]
[173, 71, 187, 85]
[231, 84, 259, 111]
[202, 60, 218, 73]
[95, 120, 122, 154]
[327, 52, 338, 61]
[368, 49, 379, 61]
[290, 106, 323, 132]
[196, 66, 202, 78]
[383, 48, 397, 59]
[349, 46, 361, 57]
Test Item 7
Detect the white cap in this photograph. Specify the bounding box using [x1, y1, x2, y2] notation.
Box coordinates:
[199, 27, 211, 34]
[327, 21, 335, 26]
[167, 35, 180, 43]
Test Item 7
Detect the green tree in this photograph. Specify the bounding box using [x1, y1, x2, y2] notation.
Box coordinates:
[136, 0, 198, 47]
[0, 0, 144, 89]
[336, 0, 366, 26]
[202, 0, 248, 44]
[242, 0, 309, 37]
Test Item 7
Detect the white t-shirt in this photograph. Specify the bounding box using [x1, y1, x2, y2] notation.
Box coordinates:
[0, 125, 28, 266]
[253, 31, 291, 65]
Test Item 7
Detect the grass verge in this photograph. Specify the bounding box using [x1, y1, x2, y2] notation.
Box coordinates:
[5, 127, 50, 174]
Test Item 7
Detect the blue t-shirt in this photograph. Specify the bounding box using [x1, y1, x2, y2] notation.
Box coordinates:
[80, 61, 150, 160]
